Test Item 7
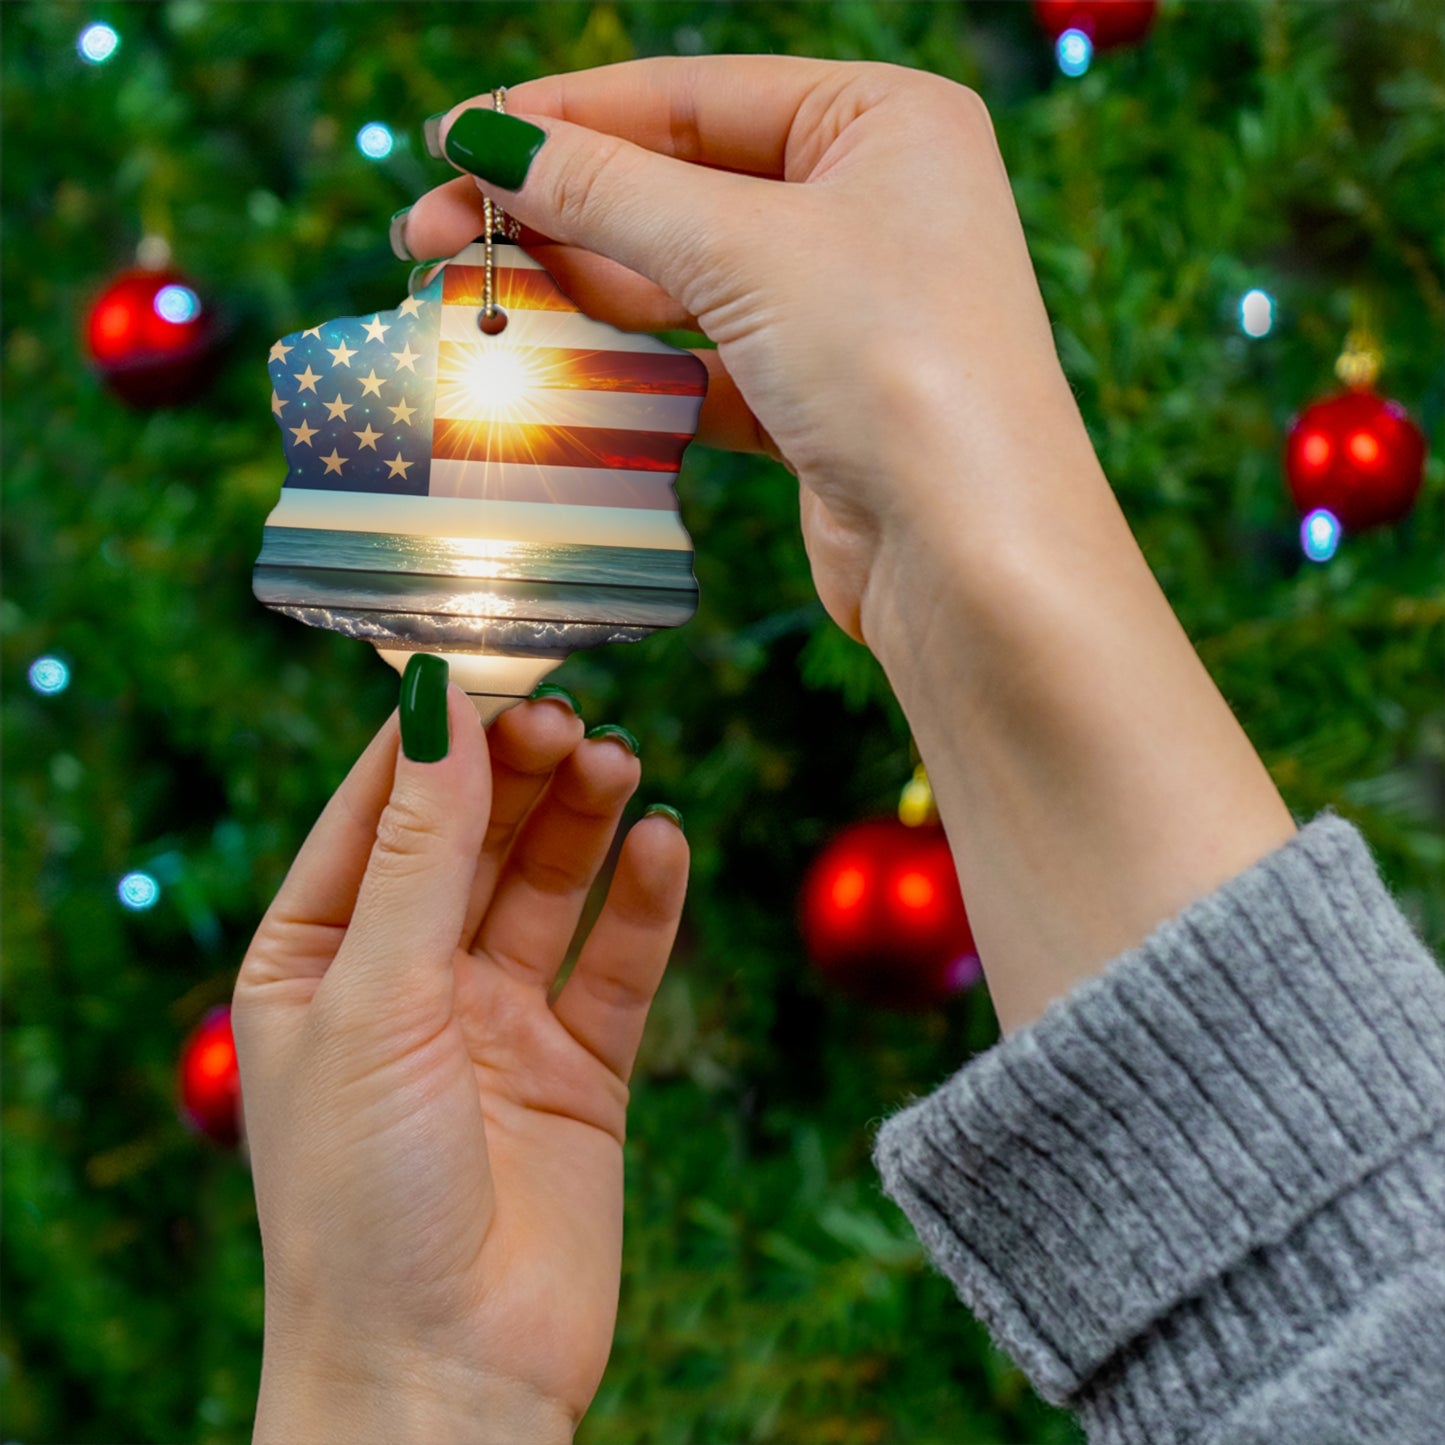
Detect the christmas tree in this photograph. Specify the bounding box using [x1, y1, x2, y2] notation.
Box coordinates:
[3, 3, 1440, 1442]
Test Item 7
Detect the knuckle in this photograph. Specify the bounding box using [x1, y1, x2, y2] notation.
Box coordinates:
[580, 965, 655, 1016]
[551, 132, 628, 234]
[517, 848, 586, 898]
[369, 789, 451, 875]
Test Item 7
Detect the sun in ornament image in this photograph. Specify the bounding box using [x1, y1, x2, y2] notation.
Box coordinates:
[254, 237, 708, 721]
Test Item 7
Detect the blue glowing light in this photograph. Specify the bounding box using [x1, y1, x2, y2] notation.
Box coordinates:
[1301, 508, 1341, 563]
[118, 871, 161, 910]
[154, 284, 201, 324]
[28, 656, 71, 695]
[1057, 28, 1093, 77]
[356, 122, 395, 160]
[78, 22, 120, 64]
[1240, 288, 1274, 338]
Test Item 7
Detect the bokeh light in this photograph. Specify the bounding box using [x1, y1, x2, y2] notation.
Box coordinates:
[1301, 508, 1341, 563]
[28, 656, 71, 695]
[118, 871, 161, 910]
[1057, 28, 1093, 77]
[78, 22, 119, 64]
[1240, 288, 1274, 338]
[356, 122, 395, 159]
[830, 866, 866, 911]
[154, 284, 201, 324]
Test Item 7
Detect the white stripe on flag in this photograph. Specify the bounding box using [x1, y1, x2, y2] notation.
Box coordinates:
[426, 458, 684, 508]
[433, 386, 702, 432]
[437, 304, 682, 353]
[264, 487, 691, 549]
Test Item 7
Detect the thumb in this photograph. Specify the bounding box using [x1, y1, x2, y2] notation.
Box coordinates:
[438, 104, 764, 317]
[327, 657, 489, 1027]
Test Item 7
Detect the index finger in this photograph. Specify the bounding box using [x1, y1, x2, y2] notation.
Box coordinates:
[473, 54, 848, 180]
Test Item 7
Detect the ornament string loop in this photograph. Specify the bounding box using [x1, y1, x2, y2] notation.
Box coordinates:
[479, 86, 522, 333]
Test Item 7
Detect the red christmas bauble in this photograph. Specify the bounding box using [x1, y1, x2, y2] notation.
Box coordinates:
[1284, 389, 1426, 532]
[178, 1005, 242, 1147]
[1034, 0, 1158, 49]
[800, 818, 980, 1010]
[85, 267, 219, 406]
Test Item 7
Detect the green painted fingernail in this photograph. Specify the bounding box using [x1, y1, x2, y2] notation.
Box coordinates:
[423, 112, 446, 160]
[529, 682, 581, 715]
[407, 258, 448, 295]
[388, 207, 412, 261]
[444, 106, 546, 191]
[644, 803, 684, 834]
[585, 723, 639, 756]
[400, 654, 449, 762]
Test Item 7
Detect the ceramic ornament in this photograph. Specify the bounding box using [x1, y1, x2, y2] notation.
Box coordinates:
[254, 239, 707, 720]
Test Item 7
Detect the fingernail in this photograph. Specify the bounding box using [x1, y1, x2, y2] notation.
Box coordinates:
[529, 682, 581, 716]
[443, 106, 546, 191]
[388, 207, 413, 261]
[585, 723, 639, 756]
[644, 803, 684, 834]
[407, 258, 448, 295]
[400, 654, 449, 762]
[423, 112, 446, 160]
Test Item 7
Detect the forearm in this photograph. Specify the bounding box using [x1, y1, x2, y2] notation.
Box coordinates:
[859, 388, 1295, 1033]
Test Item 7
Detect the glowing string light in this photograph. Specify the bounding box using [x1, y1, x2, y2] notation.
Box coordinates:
[78, 22, 119, 64]
[29, 656, 71, 694]
[1240, 289, 1274, 338]
[118, 871, 161, 910]
[356, 122, 395, 160]
[1057, 28, 1093, 77]
[154, 284, 201, 324]
[1301, 508, 1341, 563]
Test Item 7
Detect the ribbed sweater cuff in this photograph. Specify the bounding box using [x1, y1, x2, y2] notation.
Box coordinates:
[872, 814, 1445, 1413]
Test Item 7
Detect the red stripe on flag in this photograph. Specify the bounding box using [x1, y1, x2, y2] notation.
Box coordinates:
[436, 340, 706, 395]
[498, 347, 707, 396]
[443, 266, 575, 311]
[431, 419, 694, 472]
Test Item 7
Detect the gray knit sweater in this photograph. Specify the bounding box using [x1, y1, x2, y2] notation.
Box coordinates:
[873, 814, 1445, 1444]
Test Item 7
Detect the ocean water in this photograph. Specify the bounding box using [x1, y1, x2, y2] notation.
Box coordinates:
[256, 526, 696, 588]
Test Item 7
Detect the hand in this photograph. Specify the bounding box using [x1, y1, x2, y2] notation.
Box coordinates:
[403, 59, 1294, 1033]
[401, 56, 1087, 643]
[233, 685, 687, 1442]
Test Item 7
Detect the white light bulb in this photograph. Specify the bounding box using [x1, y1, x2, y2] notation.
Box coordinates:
[1057, 29, 1093, 77]
[1301, 508, 1341, 563]
[154, 284, 201, 324]
[78, 23, 119, 64]
[357, 122, 395, 160]
[29, 656, 71, 694]
[1240, 288, 1274, 338]
[118, 871, 161, 910]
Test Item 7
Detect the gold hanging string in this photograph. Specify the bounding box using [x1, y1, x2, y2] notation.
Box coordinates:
[480, 86, 522, 329]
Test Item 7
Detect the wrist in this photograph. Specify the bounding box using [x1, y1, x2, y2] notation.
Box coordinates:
[856, 415, 1293, 1033]
[857, 397, 1121, 683]
[254, 1342, 574, 1445]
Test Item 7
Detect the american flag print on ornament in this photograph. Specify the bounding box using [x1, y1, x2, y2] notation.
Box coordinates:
[253, 239, 708, 718]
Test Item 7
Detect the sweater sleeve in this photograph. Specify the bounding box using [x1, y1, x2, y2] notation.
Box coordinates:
[872, 813, 1445, 1444]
